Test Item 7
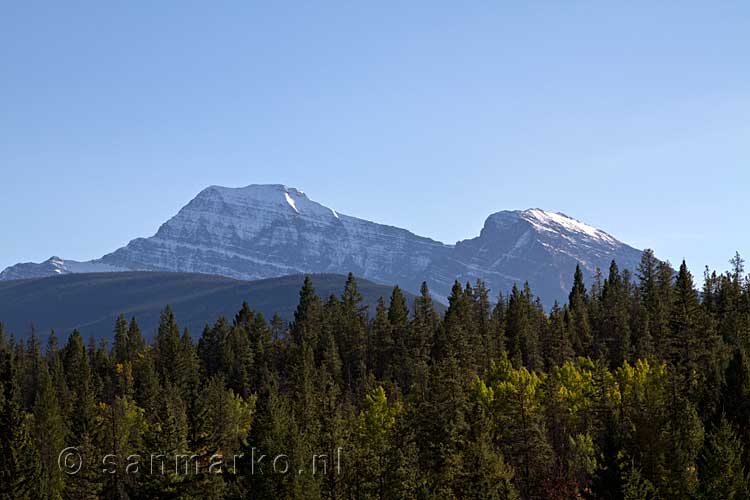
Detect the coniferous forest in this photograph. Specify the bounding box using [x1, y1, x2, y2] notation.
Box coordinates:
[3, 250, 750, 500]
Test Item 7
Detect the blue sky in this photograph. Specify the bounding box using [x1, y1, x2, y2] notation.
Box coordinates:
[1, 2, 748, 277]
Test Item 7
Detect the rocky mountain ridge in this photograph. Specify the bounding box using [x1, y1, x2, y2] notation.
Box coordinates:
[0, 184, 643, 305]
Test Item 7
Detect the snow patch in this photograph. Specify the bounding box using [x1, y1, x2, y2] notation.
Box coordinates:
[522, 209, 617, 244]
[284, 192, 299, 214]
[331, 208, 339, 219]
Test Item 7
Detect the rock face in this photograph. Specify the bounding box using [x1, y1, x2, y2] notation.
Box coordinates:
[97, 185, 448, 292]
[0, 256, 123, 280]
[0, 184, 643, 305]
[426, 208, 643, 304]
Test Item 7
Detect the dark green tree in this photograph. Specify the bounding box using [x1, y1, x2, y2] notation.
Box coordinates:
[0, 350, 41, 500]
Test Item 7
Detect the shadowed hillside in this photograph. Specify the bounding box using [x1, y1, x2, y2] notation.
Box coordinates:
[0, 271, 434, 340]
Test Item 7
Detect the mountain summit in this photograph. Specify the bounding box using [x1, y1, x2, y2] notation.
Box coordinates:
[0, 184, 642, 304]
[97, 184, 447, 288]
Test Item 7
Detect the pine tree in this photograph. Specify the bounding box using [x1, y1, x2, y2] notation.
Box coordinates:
[317, 332, 348, 500]
[288, 276, 324, 443]
[33, 368, 67, 500]
[112, 314, 130, 365]
[409, 281, 438, 393]
[434, 281, 470, 365]
[637, 249, 660, 310]
[490, 296, 508, 362]
[223, 323, 254, 398]
[0, 350, 41, 500]
[723, 349, 750, 465]
[352, 386, 415, 500]
[371, 297, 392, 381]
[668, 261, 702, 368]
[462, 384, 519, 500]
[387, 286, 410, 390]
[338, 273, 368, 394]
[506, 283, 542, 370]
[247, 312, 275, 396]
[239, 378, 295, 498]
[98, 394, 147, 499]
[653, 260, 674, 357]
[545, 302, 573, 368]
[596, 260, 632, 368]
[198, 316, 231, 378]
[154, 306, 181, 385]
[698, 416, 749, 500]
[127, 317, 145, 359]
[569, 264, 592, 356]
[620, 462, 657, 500]
[292, 276, 323, 349]
[473, 279, 494, 374]
[478, 354, 552, 498]
[411, 355, 470, 498]
[20, 330, 43, 411]
[197, 376, 256, 458]
[64, 431, 102, 500]
[668, 260, 724, 415]
[133, 350, 161, 444]
[62, 330, 97, 439]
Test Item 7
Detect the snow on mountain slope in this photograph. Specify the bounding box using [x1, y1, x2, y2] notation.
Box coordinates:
[427, 208, 643, 304]
[0, 257, 124, 281]
[96, 184, 448, 291]
[0, 185, 644, 305]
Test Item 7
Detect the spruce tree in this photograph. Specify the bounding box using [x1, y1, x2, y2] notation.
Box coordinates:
[699, 416, 749, 500]
[291, 276, 323, 349]
[33, 368, 67, 500]
[409, 281, 438, 392]
[490, 295, 508, 363]
[62, 330, 97, 439]
[506, 283, 542, 370]
[112, 314, 130, 365]
[387, 286, 410, 390]
[472, 279, 494, 374]
[371, 297, 391, 381]
[568, 265, 593, 357]
[126, 317, 145, 360]
[596, 260, 632, 368]
[338, 273, 368, 394]
[0, 350, 41, 500]
[154, 306, 181, 385]
[545, 302, 573, 368]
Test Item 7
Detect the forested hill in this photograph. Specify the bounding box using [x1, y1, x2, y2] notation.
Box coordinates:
[1, 250, 750, 499]
[0, 271, 433, 340]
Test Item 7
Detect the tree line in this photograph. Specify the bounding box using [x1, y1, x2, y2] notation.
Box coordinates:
[1, 249, 750, 499]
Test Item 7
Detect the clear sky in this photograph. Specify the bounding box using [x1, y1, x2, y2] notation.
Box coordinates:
[1, 2, 748, 277]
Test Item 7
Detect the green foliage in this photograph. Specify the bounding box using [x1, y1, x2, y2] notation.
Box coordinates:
[1, 252, 749, 499]
[699, 416, 749, 500]
[0, 350, 41, 499]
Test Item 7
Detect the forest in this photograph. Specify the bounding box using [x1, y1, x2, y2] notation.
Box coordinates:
[2, 249, 750, 500]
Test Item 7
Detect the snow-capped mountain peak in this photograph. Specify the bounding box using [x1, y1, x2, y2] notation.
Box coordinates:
[193, 184, 338, 222]
[519, 208, 618, 245]
[0, 184, 644, 305]
[95, 184, 445, 289]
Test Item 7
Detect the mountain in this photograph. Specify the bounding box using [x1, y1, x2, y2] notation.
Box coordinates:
[0, 256, 123, 280]
[0, 184, 643, 305]
[0, 272, 432, 340]
[98, 184, 448, 291]
[426, 208, 643, 304]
